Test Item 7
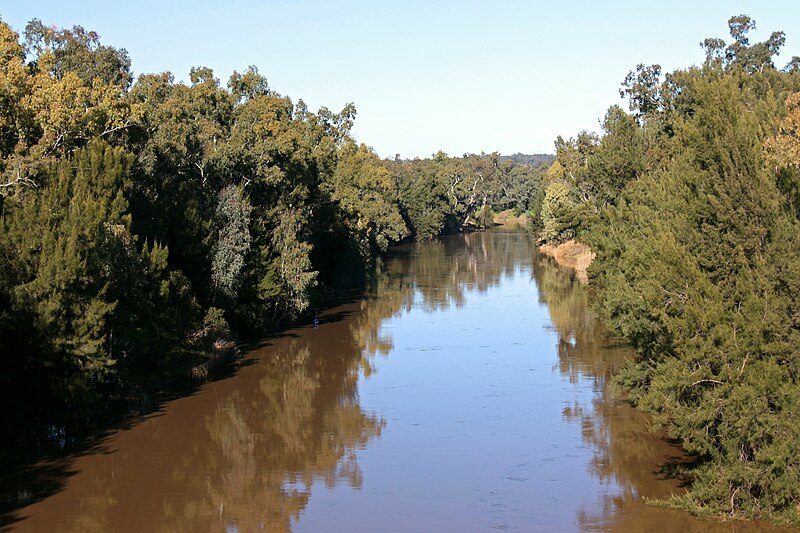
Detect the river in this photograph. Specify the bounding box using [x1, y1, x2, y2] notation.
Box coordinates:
[2, 231, 789, 532]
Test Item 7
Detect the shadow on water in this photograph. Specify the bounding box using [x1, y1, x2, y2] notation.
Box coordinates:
[0, 358, 247, 530]
[1, 448, 85, 530]
[0, 256, 415, 532]
[0, 289, 361, 530]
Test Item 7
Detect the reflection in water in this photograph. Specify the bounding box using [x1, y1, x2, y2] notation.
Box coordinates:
[353, 231, 534, 371]
[373, 231, 531, 310]
[532, 253, 671, 528]
[11, 311, 384, 532]
[9, 231, 790, 532]
[190, 341, 383, 533]
[532, 253, 789, 532]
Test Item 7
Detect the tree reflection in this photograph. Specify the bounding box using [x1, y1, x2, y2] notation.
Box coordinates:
[149, 232, 536, 532]
[14, 302, 385, 532]
[531, 253, 624, 386]
[530, 253, 745, 532]
[181, 337, 385, 533]
[370, 231, 532, 316]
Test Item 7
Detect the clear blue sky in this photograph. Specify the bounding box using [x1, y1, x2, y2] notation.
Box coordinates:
[2, 1, 798, 158]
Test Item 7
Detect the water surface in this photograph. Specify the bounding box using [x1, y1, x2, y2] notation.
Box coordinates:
[6, 231, 788, 532]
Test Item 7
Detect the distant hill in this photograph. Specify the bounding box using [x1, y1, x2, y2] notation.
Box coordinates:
[498, 153, 554, 168]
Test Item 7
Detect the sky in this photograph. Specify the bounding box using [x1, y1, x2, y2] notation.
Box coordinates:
[2, 1, 798, 159]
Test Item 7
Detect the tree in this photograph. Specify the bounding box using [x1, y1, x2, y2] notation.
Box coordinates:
[228, 65, 270, 102]
[572, 23, 800, 522]
[701, 14, 786, 74]
[211, 185, 252, 301]
[24, 18, 133, 88]
[539, 181, 576, 243]
[272, 208, 317, 319]
[620, 63, 662, 122]
[1, 140, 132, 409]
[328, 141, 408, 259]
[0, 19, 139, 196]
[394, 156, 452, 239]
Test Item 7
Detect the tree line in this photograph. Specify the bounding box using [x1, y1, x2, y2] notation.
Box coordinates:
[2, 10, 798, 528]
[534, 15, 800, 525]
[0, 17, 546, 429]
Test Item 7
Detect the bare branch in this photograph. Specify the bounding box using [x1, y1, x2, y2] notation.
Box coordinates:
[691, 379, 723, 387]
[0, 167, 39, 192]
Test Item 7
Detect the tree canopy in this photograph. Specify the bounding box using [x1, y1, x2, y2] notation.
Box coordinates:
[536, 14, 800, 526]
[0, 16, 543, 432]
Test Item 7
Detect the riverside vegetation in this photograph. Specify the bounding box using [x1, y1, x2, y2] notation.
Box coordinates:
[535, 14, 800, 526]
[0, 17, 547, 431]
[2, 12, 800, 528]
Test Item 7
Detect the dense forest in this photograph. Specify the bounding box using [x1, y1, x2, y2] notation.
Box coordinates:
[0, 17, 546, 430]
[536, 15, 800, 526]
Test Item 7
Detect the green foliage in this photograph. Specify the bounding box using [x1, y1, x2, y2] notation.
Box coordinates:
[211, 185, 251, 300]
[539, 181, 575, 243]
[24, 18, 133, 88]
[701, 15, 787, 74]
[588, 106, 646, 204]
[1, 141, 128, 407]
[194, 307, 231, 349]
[391, 151, 545, 238]
[264, 207, 318, 321]
[0, 17, 342, 420]
[541, 14, 800, 526]
[0, 17, 546, 442]
[0, 17, 140, 205]
[330, 141, 408, 257]
[227, 65, 270, 102]
[620, 64, 663, 121]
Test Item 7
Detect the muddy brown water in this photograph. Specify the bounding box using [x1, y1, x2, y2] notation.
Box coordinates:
[3, 231, 791, 532]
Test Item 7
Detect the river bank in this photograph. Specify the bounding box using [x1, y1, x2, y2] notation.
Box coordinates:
[490, 210, 595, 285]
[492, 208, 530, 228]
[5, 231, 791, 532]
[538, 239, 595, 284]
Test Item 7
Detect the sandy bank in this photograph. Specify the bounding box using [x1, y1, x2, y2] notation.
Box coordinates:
[539, 240, 595, 284]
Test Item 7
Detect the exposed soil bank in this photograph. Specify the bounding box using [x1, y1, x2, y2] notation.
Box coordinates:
[539, 239, 595, 284]
[493, 209, 529, 227]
